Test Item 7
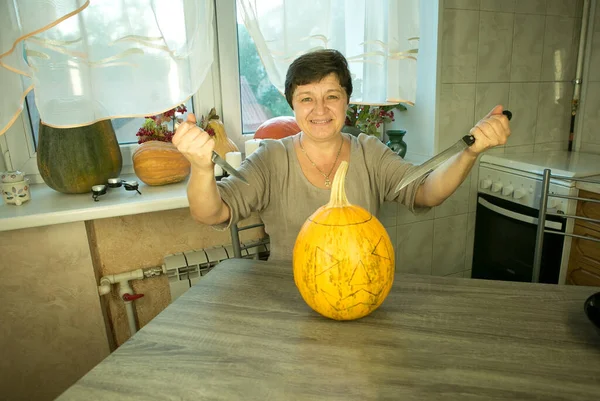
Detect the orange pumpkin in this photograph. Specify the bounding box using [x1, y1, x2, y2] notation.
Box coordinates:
[254, 116, 300, 140]
[132, 141, 191, 186]
[293, 161, 395, 321]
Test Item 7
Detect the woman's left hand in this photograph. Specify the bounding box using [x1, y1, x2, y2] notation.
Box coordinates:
[467, 105, 511, 155]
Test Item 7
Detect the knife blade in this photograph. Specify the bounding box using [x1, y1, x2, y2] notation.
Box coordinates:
[394, 110, 512, 194]
[212, 151, 250, 185]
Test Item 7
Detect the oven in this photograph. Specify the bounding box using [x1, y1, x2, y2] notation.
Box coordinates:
[472, 192, 566, 284]
[471, 162, 578, 284]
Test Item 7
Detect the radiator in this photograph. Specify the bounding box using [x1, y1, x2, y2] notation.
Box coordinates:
[163, 241, 270, 302]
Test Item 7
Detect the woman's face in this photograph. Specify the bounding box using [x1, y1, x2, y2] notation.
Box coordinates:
[291, 73, 348, 142]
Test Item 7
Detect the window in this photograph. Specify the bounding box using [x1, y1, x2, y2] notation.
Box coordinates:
[110, 97, 195, 146]
[237, 16, 293, 134]
[24, 96, 175, 152]
[24, 91, 195, 150]
[24, 92, 39, 151]
[4, 0, 287, 180]
[2, 0, 211, 182]
[215, 0, 293, 142]
[1, 107, 39, 181]
[3, 92, 195, 182]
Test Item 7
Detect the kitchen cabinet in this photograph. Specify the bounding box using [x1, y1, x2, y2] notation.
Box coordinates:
[0, 206, 266, 401]
[0, 222, 111, 401]
[566, 189, 600, 286]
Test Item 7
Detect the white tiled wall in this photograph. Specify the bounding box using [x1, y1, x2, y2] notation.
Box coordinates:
[441, 0, 583, 155]
[379, 0, 589, 279]
[580, 3, 600, 153]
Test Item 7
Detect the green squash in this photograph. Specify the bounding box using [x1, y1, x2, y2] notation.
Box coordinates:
[37, 120, 123, 194]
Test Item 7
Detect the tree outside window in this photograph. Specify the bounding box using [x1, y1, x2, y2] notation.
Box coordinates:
[237, 23, 293, 134]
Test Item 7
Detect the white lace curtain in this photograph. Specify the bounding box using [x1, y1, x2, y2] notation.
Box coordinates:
[238, 0, 419, 106]
[0, 0, 214, 136]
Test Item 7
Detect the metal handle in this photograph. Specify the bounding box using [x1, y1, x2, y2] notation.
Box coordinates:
[478, 197, 562, 230]
[533, 168, 600, 283]
[462, 135, 476, 146]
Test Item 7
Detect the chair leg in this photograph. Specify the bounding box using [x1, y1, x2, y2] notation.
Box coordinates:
[532, 168, 551, 283]
[230, 224, 243, 259]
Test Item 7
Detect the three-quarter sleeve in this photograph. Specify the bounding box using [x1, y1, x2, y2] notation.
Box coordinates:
[212, 141, 273, 230]
[361, 134, 431, 214]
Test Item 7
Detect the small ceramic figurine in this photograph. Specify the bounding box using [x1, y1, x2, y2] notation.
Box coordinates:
[1, 170, 31, 206]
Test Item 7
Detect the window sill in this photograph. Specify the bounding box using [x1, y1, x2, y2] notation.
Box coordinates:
[0, 174, 190, 232]
[0, 151, 429, 233]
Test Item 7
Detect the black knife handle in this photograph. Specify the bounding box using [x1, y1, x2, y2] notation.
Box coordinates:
[461, 110, 512, 146]
[462, 134, 476, 146]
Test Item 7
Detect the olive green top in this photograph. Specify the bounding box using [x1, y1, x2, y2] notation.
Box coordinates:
[216, 133, 430, 262]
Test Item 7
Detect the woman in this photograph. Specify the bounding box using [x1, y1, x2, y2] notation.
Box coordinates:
[173, 49, 510, 262]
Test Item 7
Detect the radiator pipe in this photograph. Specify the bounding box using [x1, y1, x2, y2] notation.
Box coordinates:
[97, 266, 166, 336]
[569, 0, 591, 151]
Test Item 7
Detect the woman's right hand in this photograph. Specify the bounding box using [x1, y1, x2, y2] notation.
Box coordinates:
[172, 113, 215, 172]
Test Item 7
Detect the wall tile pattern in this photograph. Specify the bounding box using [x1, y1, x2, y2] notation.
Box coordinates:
[580, 7, 600, 152]
[379, 0, 587, 281]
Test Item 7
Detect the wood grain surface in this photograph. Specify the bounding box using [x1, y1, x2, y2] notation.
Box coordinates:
[56, 259, 600, 401]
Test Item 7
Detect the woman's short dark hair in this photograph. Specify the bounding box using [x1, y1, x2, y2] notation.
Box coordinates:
[284, 48, 353, 109]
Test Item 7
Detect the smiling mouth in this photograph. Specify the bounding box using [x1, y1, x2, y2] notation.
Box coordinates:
[310, 119, 332, 125]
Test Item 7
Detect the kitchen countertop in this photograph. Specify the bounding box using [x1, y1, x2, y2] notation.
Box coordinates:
[56, 258, 600, 401]
[480, 151, 600, 179]
[577, 175, 600, 194]
[0, 174, 190, 232]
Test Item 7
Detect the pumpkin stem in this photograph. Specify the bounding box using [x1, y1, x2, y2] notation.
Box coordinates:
[326, 160, 351, 208]
[208, 121, 225, 141]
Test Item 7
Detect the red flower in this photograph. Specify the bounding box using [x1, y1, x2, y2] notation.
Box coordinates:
[136, 103, 188, 144]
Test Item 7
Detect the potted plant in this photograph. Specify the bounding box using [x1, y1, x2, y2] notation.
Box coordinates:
[132, 106, 241, 186]
[195, 107, 239, 158]
[132, 104, 191, 186]
[135, 104, 188, 144]
[344, 103, 408, 157]
[344, 103, 405, 138]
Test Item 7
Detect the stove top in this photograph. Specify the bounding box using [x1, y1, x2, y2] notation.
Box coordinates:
[480, 151, 600, 178]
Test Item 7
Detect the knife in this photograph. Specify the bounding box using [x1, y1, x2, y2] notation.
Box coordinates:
[394, 110, 512, 194]
[212, 151, 250, 185]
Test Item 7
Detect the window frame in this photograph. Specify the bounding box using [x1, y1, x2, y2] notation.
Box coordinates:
[0, 104, 156, 184]
[1, 109, 42, 183]
[215, 0, 257, 147]
[1, 0, 252, 183]
[215, 0, 295, 141]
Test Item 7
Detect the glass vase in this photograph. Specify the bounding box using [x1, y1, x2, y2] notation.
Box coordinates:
[385, 129, 407, 158]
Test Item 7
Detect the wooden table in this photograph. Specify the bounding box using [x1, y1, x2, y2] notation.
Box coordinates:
[57, 259, 600, 401]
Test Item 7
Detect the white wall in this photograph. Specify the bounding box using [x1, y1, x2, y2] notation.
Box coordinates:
[386, 0, 440, 158]
[577, 0, 600, 154]
[0, 145, 6, 171]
